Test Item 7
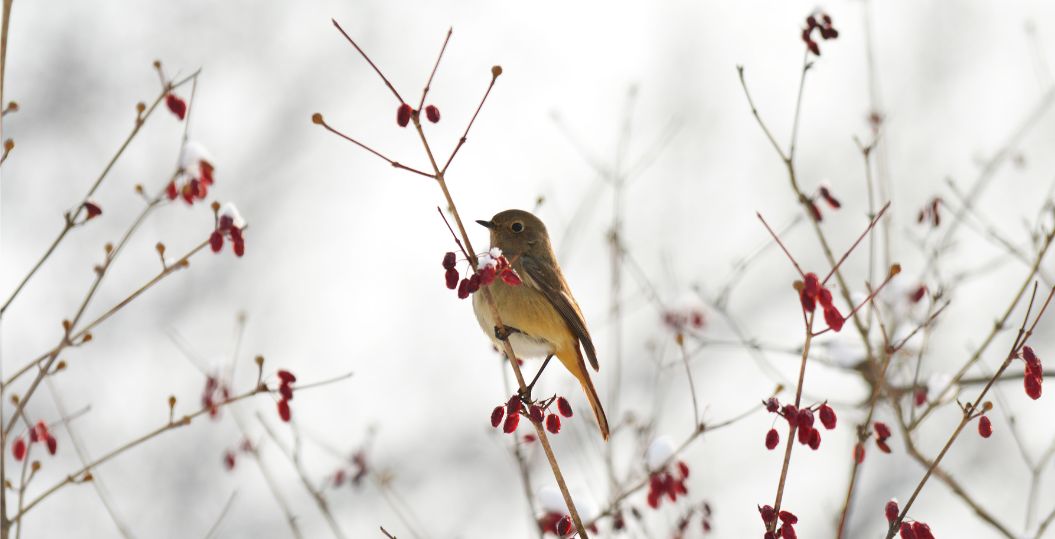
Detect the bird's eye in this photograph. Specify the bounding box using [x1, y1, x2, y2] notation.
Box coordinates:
[511, 222, 524, 233]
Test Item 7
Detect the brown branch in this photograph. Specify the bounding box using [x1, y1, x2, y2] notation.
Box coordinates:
[887, 284, 1055, 538]
[319, 27, 590, 537]
[256, 414, 347, 539]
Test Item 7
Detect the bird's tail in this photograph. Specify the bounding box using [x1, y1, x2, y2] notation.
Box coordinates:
[558, 346, 610, 441]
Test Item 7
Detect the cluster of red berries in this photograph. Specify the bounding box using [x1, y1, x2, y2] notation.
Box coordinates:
[276, 369, 296, 422]
[759, 505, 799, 539]
[166, 93, 187, 120]
[395, 103, 441, 127]
[1023, 345, 1043, 400]
[11, 420, 59, 461]
[202, 374, 232, 420]
[209, 203, 246, 257]
[764, 398, 836, 451]
[490, 395, 573, 435]
[874, 421, 893, 453]
[222, 438, 254, 471]
[797, 272, 844, 332]
[329, 450, 369, 488]
[673, 502, 713, 537]
[646, 461, 691, 509]
[885, 499, 935, 539]
[916, 197, 942, 228]
[807, 184, 842, 222]
[662, 308, 706, 333]
[167, 151, 215, 205]
[801, 12, 838, 56]
[442, 249, 523, 299]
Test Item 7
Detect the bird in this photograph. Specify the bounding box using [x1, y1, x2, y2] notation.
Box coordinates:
[473, 209, 609, 440]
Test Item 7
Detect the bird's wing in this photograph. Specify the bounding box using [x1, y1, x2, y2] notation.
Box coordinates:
[519, 255, 599, 371]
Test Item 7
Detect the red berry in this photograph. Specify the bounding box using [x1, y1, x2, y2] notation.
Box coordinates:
[445, 268, 459, 290]
[899, 522, 917, 539]
[817, 287, 833, 309]
[819, 186, 841, 209]
[765, 428, 780, 450]
[12, 437, 25, 461]
[781, 522, 797, 539]
[765, 397, 780, 413]
[808, 428, 821, 450]
[528, 405, 544, 423]
[223, 451, 236, 470]
[490, 406, 504, 428]
[758, 505, 777, 524]
[806, 39, 821, 56]
[797, 424, 811, 444]
[546, 414, 561, 434]
[442, 252, 456, 270]
[396, 103, 412, 127]
[782, 404, 798, 424]
[83, 201, 102, 219]
[876, 439, 892, 454]
[885, 499, 899, 522]
[277, 370, 297, 384]
[824, 304, 845, 332]
[1026, 374, 1043, 400]
[166, 181, 178, 200]
[277, 399, 291, 422]
[978, 415, 993, 438]
[232, 237, 245, 258]
[909, 285, 927, 303]
[778, 510, 798, 524]
[874, 422, 892, 440]
[505, 395, 521, 415]
[555, 515, 572, 536]
[819, 404, 837, 430]
[677, 460, 690, 478]
[425, 104, 440, 123]
[165, 94, 187, 120]
[854, 443, 866, 463]
[279, 384, 294, 401]
[209, 231, 224, 253]
[557, 397, 573, 417]
[911, 522, 934, 539]
[503, 412, 520, 433]
[457, 279, 470, 299]
[797, 408, 815, 429]
[500, 269, 523, 286]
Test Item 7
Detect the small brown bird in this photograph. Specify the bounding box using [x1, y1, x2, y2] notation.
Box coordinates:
[473, 209, 609, 440]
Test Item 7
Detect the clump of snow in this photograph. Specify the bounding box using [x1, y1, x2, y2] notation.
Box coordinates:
[220, 203, 245, 229]
[179, 140, 213, 170]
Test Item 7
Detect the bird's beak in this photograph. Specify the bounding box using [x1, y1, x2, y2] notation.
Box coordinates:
[475, 220, 496, 230]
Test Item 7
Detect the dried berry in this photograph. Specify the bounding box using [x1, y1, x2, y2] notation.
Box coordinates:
[557, 397, 573, 417]
[425, 104, 441, 123]
[885, 499, 899, 523]
[978, 415, 993, 438]
[819, 404, 837, 430]
[442, 252, 456, 270]
[396, 103, 412, 127]
[546, 414, 561, 434]
[166, 94, 187, 120]
[490, 406, 504, 428]
[765, 428, 780, 450]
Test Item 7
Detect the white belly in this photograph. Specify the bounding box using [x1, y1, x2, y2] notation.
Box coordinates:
[473, 292, 556, 359]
